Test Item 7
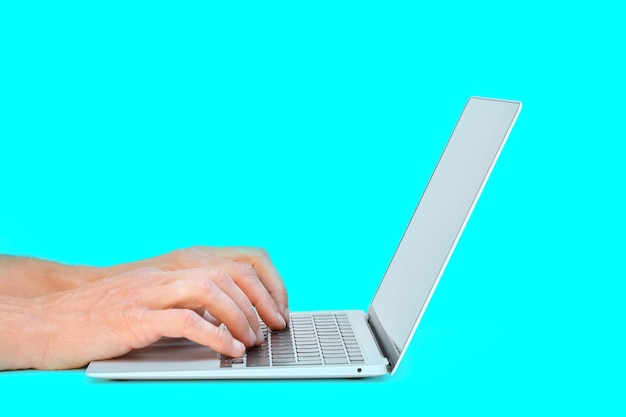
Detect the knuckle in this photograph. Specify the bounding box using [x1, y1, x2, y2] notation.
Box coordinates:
[194, 275, 218, 295]
[185, 246, 207, 260]
[169, 248, 194, 267]
[120, 286, 142, 302]
[236, 307, 249, 323]
[251, 247, 270, 258]
[211, 268, 232, 285]
[178, 310, 200, 329]
[244, 304, 257, 320]
[211, 268, 230, 281]
[237, 263, 258, 279]
[196, 268, 232, 289]
[188, 245, 209, 254]
[167, 247, 205, 268]
[260, 292, 275, 306]
[212, 326, 230, 346]
[131, 267, 162, 278]
[272, 288, 289, 300]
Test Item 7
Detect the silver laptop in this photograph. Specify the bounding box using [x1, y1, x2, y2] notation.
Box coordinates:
[87, 96, 521, 380]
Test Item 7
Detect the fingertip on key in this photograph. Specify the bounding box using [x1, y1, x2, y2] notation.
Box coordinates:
[232, 339, 246, 356]
[256, 327, 265, 344]
[276, 312, 286, 328]
[248, 327, 257, 344]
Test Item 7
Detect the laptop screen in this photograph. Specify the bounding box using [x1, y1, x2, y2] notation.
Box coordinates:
[368, 97, 521, 373]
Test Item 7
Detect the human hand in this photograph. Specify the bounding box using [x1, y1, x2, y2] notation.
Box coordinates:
[26, 266, 274, 369]
[103, 246, 290, 330]
[0, 246, 290, 370]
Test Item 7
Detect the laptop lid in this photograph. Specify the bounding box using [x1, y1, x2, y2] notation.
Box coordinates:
[368, 97, 522, 374]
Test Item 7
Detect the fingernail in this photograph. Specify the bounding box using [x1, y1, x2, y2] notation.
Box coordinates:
[276, 312, 287, 328]
[256, 327, 264, 343]
[248, 327, 257, 343]
[232, 339, 245, 355]
[284, 308, 291, 324]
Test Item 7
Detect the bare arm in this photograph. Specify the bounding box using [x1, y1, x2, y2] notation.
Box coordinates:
[0, 296, 46, 370]
[0, 255, 104, 298]
[105, 247, 290, 329]
[0, 247, 289, 371]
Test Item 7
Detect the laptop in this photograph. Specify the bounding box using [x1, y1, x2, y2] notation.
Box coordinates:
[86, 96, 522, 380]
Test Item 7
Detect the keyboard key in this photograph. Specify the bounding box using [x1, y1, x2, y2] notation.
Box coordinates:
[272, 354, 296, 361]
[272, 357, 296, 363]
[295, 339, 317, 344]
[247, 358, 270, 367]
[297, 360, 322, 365]
[297, 347, 320, 353]
[297, 349, 321, 354]
[324, 358, 349, 364]
[242, 313, 366, 369]
[297, 352, 322, 358]
[322, 353, 347, 359]
[294, 337, 317, 342]
[320, 343, 343, 349]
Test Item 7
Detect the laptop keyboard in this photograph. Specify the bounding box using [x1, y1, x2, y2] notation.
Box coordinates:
[219, 313, 364, 368]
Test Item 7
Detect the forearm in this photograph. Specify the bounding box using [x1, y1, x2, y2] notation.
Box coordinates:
[0, 255, 105, 298]
[0, 247, 289, 370]
[0, 296, 47, 370]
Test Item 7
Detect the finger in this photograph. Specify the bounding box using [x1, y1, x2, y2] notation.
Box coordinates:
[137, 268, 261, 343]
[193, 307, 208, 319]
[192, 307, 221, 326]
[196, 267, 264, 343]
[142, 310, 246, 358]
[200, 309, 221, 326]
[147, 246, 289, 324]
[218, 260, 287, 330]
[206, 247, 290, 324]
[142, 270, 258, 346]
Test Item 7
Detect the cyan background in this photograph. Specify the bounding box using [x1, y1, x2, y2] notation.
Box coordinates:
[1, 1, 624, 415]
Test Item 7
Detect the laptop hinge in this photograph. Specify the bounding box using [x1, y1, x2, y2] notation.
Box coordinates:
[367, 307, 400, 371]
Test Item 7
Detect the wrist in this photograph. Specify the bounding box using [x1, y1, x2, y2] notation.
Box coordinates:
[0, 296, 48, 370]
[0, 255, 105, 297]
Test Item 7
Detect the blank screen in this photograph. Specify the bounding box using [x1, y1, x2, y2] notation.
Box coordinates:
[369, 98, 521, 369]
